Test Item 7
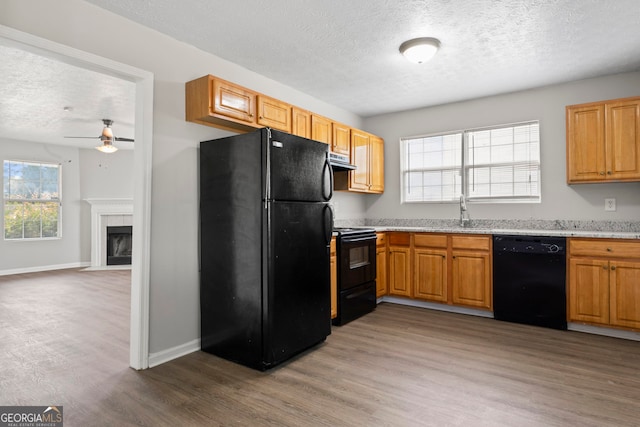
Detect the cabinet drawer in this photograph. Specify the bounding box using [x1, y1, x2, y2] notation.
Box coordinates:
[388, 232, 410, 246]
[376, 233, 386, 247]
[451, 235, 491, 251]
[569, 238, 640, 259]
[414, 233, 448, 248]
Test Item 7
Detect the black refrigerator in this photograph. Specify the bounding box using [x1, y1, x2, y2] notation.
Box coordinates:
[199, 128, 334, 371]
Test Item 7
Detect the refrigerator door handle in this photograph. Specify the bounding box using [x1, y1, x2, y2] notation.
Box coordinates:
[323, 204, 334, 245]
[323, 153, 333, 202]
[264, 128, 272, 208]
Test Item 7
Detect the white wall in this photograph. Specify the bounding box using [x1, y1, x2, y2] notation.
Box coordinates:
[363, 72, 640, 222]
[0, 139, 82, 271]
[0, 0, 364, 355]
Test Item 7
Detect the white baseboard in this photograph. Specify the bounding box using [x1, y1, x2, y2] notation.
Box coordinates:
[148, 338, 201, 368]
[0, 262, 91, 276]
[381, 296, 495, 318]
[568, 323, 640, 342]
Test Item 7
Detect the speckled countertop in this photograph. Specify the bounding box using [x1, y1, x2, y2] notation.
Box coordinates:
[334, 219, 640, 240]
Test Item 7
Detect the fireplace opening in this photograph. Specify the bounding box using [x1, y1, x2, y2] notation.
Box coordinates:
[107, 226, 132, 265]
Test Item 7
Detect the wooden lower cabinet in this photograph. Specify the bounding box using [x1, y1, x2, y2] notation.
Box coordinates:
[568, 258, 610, 324]
[568, 238, 640, 331]
[410, 233, 492, 310]
[451, 250, 491, 309]
[376, 233, 388, 297]
[330, 237, 337, 319]
[388, 233, 411, 297]
[384, 232, 492, 311]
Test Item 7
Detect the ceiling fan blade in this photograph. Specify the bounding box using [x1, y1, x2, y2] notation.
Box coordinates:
[63, 136, 100, 139]
[114, 137, 134, 142]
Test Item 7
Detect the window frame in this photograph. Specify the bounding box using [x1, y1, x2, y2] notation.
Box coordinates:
[400, 120, 541, 204]
[3, 159, 63, 241]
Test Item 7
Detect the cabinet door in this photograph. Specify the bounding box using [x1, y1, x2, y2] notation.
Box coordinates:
[292, 107, 311, 139]
[566, 104, 605, 182]
[388, 246, 411, 297]
[332, 122, 351, 156]
[451, 251, 491, 309]
[369, 135, 385, 193]
[376, 245, 388, 297]
[311, 115, 332, 145]
[350, 129, 370, 191]
[414, 248, 447, 302]
[606, 99, 640, 180]
[330, 237, 337, 319]
[212, 79, 256, 124]
[609, 260, 640, 329]
[568, 258, 610, 325]
[257, 95, 291, 132]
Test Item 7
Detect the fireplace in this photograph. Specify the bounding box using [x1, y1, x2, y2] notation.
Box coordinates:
[85, 199, 133, 268]
[107, 226, 133, 265]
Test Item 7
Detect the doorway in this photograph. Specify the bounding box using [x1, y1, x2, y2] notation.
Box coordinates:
[0, 24, 153, 369]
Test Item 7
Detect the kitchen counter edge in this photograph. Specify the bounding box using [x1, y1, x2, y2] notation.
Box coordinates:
[367, 226, 640, 240]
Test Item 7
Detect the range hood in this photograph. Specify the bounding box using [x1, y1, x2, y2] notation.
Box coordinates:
[328, 151, 356, 171]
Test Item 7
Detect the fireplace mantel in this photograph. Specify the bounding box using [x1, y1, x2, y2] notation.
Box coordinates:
[85, 199, 133, 268]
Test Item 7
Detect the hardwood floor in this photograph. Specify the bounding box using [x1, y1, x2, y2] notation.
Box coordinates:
[1, 269, 639, 426]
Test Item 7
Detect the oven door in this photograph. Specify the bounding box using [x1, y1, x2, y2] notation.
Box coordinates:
[338, 235, 376, 290]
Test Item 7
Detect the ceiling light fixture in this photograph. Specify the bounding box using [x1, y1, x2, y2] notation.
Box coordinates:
[399, 37, 441, 64]
[95, 119, 118, 153]
[96, 140, 118, 153]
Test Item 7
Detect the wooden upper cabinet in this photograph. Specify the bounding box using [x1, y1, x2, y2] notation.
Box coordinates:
[257, 95, 291, 133]
[350, 129, 371, 192]
[311, 114, 332, 145]
[292, 107, 311, 139]
[369, 135, 385, 193]
[186, 75, 257, 132]
[567, 96, 640, 183]
[186, 74, 384, 194]
[335, 129, 384, 194]
[606, 99, 640, 180]
[332, 122, 351, 155]
[212, 78, 256, 124]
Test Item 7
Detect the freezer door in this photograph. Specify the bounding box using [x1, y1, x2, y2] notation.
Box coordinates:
[264, 201, 332, 367]
[267, 129, 332, 202]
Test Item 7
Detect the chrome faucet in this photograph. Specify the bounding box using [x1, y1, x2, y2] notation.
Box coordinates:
[459, 194, 471, 227]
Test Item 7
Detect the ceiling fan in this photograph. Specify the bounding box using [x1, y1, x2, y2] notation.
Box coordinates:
[64, 119, 134, 153]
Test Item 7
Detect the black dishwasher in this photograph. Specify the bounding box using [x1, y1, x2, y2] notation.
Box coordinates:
[493, 235, 567, 330]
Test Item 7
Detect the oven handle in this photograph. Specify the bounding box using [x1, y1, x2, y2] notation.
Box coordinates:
[341, 236, 376, 244]
[346, 287, 373, 300]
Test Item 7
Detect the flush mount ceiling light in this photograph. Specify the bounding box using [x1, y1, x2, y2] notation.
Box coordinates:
[399, 37, 441, 64]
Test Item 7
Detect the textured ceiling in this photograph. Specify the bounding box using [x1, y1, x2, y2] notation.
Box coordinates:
[83, 0, 640, 117]
[2, 0, 640, 149]
[0, 43, 135, 149]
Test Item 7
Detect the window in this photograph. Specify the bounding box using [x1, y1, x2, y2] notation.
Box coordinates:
[3, 160, 61, 239]
[401, 121, 540, 203]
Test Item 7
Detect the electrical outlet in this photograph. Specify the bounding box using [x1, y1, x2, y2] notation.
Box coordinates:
[605, 198, 616, 211]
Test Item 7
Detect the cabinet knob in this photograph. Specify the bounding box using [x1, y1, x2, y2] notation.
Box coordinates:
[599, 172, 605, 175]
[607, 247, 612, 252]
[611, 265, 617, 271]
[607, 171, 612, 175]
[603, 265, 608, 270]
